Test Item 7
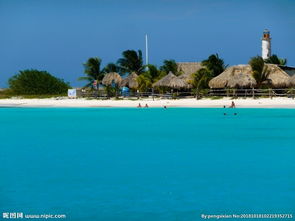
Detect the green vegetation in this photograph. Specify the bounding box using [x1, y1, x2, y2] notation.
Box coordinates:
[103, 62, 120, 73]
[8, 69, 70, 95]
[193, 54, 226, 94]
[249, 56, 270, 88]
[264, 54, 287, 66]
[193, 68, 213, 90]
[137, 74, 152, 92]
[4, 48, 291, 99]
[160, 59, 182, 76]
[117, 50, 145, 75]
[0, 89, 14, 99]
[201, 54, 226, 77]
[78, 57, 105, 87]
[146, 64, 164, 82]
[105, 85, 118, 98]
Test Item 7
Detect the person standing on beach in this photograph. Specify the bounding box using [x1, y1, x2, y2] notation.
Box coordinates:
[230, 101, 236, 108]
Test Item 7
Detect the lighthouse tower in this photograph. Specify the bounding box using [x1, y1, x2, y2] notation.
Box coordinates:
[262, 29, 271, 59]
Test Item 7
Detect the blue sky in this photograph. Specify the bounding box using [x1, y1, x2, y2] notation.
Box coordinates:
[0, 0, 294, 87]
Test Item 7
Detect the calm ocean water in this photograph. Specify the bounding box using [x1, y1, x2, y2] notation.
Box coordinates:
[0, 108, 294, 220]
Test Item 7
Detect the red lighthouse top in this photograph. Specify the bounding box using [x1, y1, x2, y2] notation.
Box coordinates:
[263, 29, 271, 40]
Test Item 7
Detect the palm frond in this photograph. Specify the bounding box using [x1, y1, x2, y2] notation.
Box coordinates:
[77, 76, 93, 81]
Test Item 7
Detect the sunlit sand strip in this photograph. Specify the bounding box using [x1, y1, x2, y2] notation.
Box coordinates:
[1, 97, 295, 108]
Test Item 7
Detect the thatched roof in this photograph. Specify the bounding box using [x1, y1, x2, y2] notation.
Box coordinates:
[209, 65, 255, 88]
[209, 64, 290, 88]
[177, 62, 203, 82]
[102, 72, 122, 86]
[153, 72, 190, 89]
[120, 72, 139, 89]
[267, 64, 290, 87]
[289, 75, 295, 86]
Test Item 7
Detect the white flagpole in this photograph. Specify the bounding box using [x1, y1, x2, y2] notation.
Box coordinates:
[145, 34, 149, 65]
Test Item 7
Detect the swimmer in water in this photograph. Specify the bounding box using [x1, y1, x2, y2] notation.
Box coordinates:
[137, 103, 142, 108]
[145, 104, 149, 108]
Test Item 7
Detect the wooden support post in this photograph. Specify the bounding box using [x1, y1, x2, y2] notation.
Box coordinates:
[252, 88, 255, 99]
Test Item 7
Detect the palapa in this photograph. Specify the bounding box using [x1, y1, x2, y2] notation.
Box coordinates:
[289, 75, 295, 87]
[267, 64, 290, 88]
[102, 72, 122, 86]
[177, 62, 203, 82]
[120, 72, 139, 89]
[153, 72, 190, 89]
[209, 64, 290, 88]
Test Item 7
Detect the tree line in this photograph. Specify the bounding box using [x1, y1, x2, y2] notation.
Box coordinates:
[78, 50, 228, 93]
[6, 49, 287, 95]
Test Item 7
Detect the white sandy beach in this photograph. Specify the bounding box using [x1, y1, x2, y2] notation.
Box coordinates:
[1, 97, 295, 108]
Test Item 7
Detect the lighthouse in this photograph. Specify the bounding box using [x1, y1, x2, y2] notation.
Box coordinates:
[262, 29, 271, 59]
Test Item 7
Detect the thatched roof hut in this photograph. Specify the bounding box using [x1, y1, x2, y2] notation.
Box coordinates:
[289, 75, 295, 87]
[209, 64, 290, 88]
[153, 72, 190, 89]
[102, 72, 122, 86]
[120, 72, 139, 89]
[177, 62, 203, 82]
[209, 65, 255, 88]
[267, 64, 290, 87]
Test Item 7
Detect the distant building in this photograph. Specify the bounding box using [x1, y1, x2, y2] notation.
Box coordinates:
[262, 29, 271, 59]
[279, 65, 295, 76]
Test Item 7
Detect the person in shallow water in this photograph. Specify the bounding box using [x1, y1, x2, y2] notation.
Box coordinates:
[145, 104, 149, 108]
[137, 103, 142, 108]
[164, 105, 167, 109]
[230, 101, 236, 108]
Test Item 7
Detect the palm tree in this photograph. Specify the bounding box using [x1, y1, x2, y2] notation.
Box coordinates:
[264, 54, 287, 66]
[78, 57, 105, 87]
[202, 54, 226, 77]
[117, 50, 145, 75]
[145, 64, 164, 82]
[103, 62, 120, 73]
[194, 68, 213, 89]
[137, 74, 152, 92]
[193, 68, 213, 99]
[249, 56, 270, 88]
[160, 59, 181, 76]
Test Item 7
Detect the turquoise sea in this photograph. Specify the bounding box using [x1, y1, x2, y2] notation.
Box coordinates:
[0, 108, 294, 220]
